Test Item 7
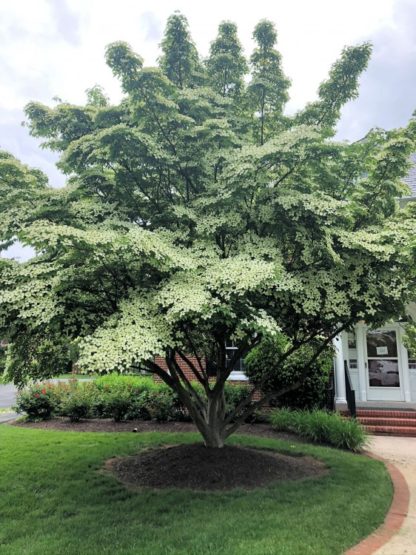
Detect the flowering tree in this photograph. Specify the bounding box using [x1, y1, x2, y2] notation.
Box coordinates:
[1, 13, 415, 447]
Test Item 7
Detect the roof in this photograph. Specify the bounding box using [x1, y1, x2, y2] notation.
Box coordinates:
[403, 153, 416, 197]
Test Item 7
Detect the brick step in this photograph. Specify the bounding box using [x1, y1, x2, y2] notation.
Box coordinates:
[364, 425, 416, 437]
[356, 410, 416, 419]
[358, 417, 416, 428]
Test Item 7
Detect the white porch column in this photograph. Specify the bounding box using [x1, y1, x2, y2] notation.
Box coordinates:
[333, 335, 347, 410]
[356, 323, 367, 402]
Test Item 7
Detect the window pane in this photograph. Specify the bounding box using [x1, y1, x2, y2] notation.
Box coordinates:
[368, 359, 400, 387]
[366, 330, 398, 358]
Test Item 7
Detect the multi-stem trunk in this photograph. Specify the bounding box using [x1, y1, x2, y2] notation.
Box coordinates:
[178, 385, 228, 448]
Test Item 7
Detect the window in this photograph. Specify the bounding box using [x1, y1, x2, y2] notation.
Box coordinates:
[226, 342, 248, 381]
[366, 330, 400, 387]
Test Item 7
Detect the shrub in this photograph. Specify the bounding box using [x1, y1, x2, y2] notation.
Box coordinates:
[102, 389, 135, 422]
[60, 387, 92, 422]
[14, 383, 57, 420]
[269, 408, 367, 451]
[95, 374, 156, 392]
[244, 335, 333, 410]
[146, 389, 181, 422]
[14, 375, 263, 424]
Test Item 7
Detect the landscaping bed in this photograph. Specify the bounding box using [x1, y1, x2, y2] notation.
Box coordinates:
[106, 443, 327, 491]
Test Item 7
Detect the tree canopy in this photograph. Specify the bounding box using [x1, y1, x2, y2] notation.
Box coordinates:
[1, 13, 416, 446]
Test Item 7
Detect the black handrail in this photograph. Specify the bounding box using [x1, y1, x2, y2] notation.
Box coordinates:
[344, 360, 356, 418]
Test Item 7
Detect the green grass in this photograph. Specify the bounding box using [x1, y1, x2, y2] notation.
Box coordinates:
[0, 426, 392, 555]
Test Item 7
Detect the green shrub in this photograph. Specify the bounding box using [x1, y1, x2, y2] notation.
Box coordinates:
[245, 335, 333, 410]
[60, 387, 92, 422]
[124, 391, 152, 420]
[95, 374, 156, 392]
[269, 408, 367, 451]
[102, 389, 134, 422]
[146, 389, 181, 421]
[15, 375, 263, 424]
[14, 383, 58, 420]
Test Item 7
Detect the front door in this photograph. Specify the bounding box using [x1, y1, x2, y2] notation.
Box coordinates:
[365, 328, 404, 401]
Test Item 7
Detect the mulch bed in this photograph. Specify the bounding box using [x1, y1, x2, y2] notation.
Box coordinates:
[105, 443, 327, 491]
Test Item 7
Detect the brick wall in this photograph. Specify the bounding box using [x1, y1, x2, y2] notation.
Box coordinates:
[152, 354, 261, 400]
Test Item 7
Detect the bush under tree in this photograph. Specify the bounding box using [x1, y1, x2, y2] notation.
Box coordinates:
[245, 335, 333, 410]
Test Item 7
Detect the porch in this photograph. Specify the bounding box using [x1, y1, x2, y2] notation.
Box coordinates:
[333, 324, 416, 435]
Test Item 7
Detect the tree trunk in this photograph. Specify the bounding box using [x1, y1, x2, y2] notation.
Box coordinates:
[179, 386, 227, 448]
[201, 392, 226, 447]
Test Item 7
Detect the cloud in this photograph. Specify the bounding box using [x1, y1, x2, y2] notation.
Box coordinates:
[49, 0, 82, 46]
[140, 11, 163, 43]
[0, 0, 413, 187]
[336, 0, 416, 140]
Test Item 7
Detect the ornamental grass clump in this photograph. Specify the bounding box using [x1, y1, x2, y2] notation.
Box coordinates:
[269, 408, 367, 451]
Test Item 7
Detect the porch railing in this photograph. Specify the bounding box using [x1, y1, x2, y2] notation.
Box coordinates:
[344, 360, 356, 418]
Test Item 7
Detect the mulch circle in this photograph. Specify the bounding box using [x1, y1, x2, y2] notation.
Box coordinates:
[105, 443, 327, 491]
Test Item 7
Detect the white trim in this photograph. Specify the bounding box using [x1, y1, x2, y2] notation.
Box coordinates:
[228, 371, 249, 381]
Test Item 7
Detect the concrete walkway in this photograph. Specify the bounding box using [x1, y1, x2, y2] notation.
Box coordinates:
[368, 436, 416, 555]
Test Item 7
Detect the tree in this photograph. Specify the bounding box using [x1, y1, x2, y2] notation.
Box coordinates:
[1, 14, 415, 447]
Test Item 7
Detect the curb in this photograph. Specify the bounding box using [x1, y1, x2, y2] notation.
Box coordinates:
[345, 453, 410, 555]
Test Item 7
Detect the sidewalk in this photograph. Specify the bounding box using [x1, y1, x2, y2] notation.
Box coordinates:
[369, 436, 416, 555]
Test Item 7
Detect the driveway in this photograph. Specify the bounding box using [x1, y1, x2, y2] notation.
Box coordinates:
[0, 383, 17, 409]
[0, 383, 18, 422]
[370, 436, 416, 555]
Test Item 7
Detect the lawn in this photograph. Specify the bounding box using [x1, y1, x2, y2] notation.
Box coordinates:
[0, 425, 391, 555]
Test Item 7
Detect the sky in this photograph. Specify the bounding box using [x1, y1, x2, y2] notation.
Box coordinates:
[1, 0, 416, 259]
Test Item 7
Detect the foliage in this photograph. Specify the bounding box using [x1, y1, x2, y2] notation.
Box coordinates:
[1, 12, 416, 446]
[159, 12, 202, 88]
[245, 334, 333, 409]
[269, 408, 367, 451]
[206, 20, 247, 98]
[0, 426, 393, 554]
[14, 383, 57, 420]
[14, 377, 255, 424]
[59, 387, 92, 422]
[247, 20, 290, 143]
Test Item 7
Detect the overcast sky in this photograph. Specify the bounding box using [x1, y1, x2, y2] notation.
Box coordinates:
[1, 0, 416, 258]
